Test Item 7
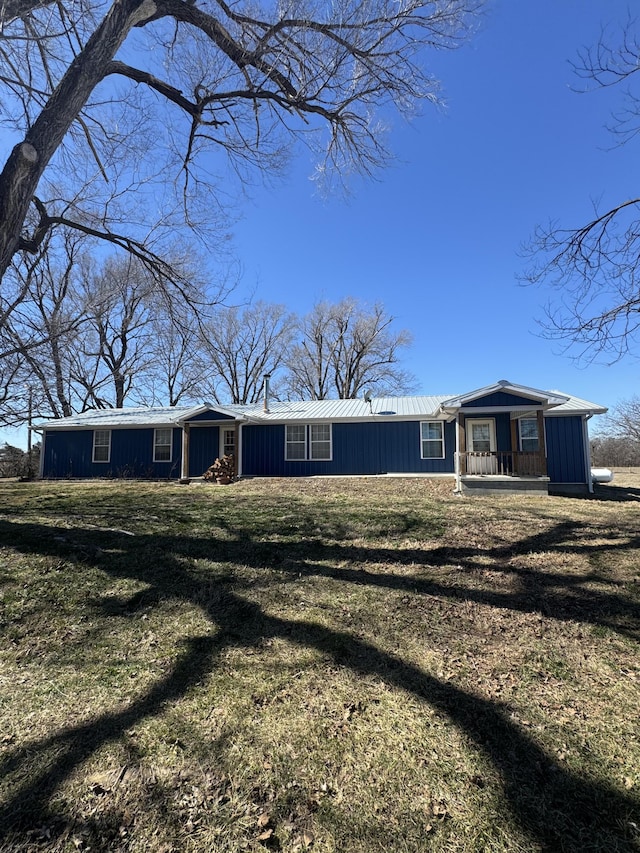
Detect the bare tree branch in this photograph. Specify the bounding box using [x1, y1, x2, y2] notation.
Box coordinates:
[524, 16, 640, 363]
[0, 0, 482, 284]
[284, 298, 415, 399]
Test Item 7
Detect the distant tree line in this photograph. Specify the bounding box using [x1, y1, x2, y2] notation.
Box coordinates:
[0, 237, 415, 428]
[0, 442, 39, 478]
[590, 397, 640, 468]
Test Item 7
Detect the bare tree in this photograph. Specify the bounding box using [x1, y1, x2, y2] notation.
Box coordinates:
[201, 301, 295, 404]
[284, 298, 415, 399]
[0, 0, 482, 288]
[598, 395, 640, 444]
[0, 231, 91, 424]
[134, 311, 212, 406]
[0, 237, 219, 423]
[589, 394, 640, 466]
[524, 16, 640, 362]
[591, 435, 640, 468]
[75, 254, 181, 408]
[0, 441, 40, 478]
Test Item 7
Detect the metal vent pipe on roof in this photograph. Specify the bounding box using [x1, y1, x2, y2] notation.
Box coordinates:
[263, 373, 271, 413]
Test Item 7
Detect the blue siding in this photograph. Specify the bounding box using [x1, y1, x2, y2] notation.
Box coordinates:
[545, 416, 587, 484]
[41, 414, 589, 485]
[189, 426, 219, 476]
[187, 410, 235, 422]
[465, 391, 541, 408]
[241, 421, 456, 476]
[42, 428, 182, 479]
[494, 412, 512, 450]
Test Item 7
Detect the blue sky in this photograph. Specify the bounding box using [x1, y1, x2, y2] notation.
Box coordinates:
[2, 0, 637, 448]
[229, 0, 636, 402]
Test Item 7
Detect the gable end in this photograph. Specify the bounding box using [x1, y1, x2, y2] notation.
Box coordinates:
[463, 391, 543, 409]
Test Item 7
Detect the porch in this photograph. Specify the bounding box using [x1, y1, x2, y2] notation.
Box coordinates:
[453, 408, 550, 495]
[458, 450, 547, 477]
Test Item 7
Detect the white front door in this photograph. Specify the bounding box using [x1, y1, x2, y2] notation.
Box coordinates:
[466, 419, 497, 474]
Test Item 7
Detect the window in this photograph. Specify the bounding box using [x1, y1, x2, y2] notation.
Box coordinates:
[310, 423, 331, 460]
[285, 424, 332, 461]
[421, 421, 445, 459]
[93, 430, 111, 463]
[519, 418, 539, 452]
[469, 420, 494, 453]
[222, 428, 236, 458]
[154, 428, 173, 462]
[285, 424, 307, 460]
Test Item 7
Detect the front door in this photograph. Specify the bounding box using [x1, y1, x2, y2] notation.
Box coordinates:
[466, 418, 497, 474]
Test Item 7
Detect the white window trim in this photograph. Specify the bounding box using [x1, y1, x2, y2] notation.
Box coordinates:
[285, 423, 332, 461]
[220, 427, 236, 458]
[92, 430, 111, 463]
[153, 427, 173, 463]
[285, 424, 307, 461]
[518, 417, 540, 452]
[420, 421, 445, 459]
[310, 423, 332, 461]
[466, 418, 497, 453]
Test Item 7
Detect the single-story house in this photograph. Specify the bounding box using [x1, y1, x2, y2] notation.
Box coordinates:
[36, 380, 607, 495]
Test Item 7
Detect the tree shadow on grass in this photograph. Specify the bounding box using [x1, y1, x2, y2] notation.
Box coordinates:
[0, 517, 639, 851]
[590, 484, 640, 502]
[257, 517, 640, 642]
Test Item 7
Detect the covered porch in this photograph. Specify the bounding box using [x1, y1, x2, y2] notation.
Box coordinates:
[455, 409, 549, 494]
[438, 382, 565, 496]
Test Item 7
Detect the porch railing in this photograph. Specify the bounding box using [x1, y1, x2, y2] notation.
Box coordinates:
[458, 451, 547, 477]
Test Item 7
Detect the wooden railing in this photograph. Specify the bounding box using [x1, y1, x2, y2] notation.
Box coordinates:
[458, 451, 546, 477]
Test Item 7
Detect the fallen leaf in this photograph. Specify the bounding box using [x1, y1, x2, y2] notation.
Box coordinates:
[430, 800, 449, 820]
[257, 828, 273, 841]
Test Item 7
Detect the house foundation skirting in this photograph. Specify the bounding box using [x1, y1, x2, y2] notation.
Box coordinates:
[460, 476, 550, 496]
[548, 482, 590, 496]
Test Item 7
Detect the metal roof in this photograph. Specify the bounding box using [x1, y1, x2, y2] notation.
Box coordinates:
[38, 406, 193, 429]
[544, 391, 607, 416]
[37, 388, 606, 430]
[238, 395, 449, 421]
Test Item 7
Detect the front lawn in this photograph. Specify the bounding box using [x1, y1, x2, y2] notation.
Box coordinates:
[0, 477, 638, 852]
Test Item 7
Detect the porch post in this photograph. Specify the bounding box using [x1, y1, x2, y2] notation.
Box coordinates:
[180, 423, 190, 482]
[510, 418, 518, 475]
[537, 409, 547, 476]
[233, 422, 239, 478]
[454, 416, 460, 492]
[457, 414, 466, 483]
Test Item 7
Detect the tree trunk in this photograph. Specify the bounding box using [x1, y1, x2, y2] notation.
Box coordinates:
[0, 0, 158, 281]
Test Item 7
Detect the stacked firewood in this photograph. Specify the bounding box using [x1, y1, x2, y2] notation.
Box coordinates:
[202, 454, 235, 484]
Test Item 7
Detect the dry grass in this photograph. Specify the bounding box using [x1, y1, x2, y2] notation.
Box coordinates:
[0, 476, 639, 852]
